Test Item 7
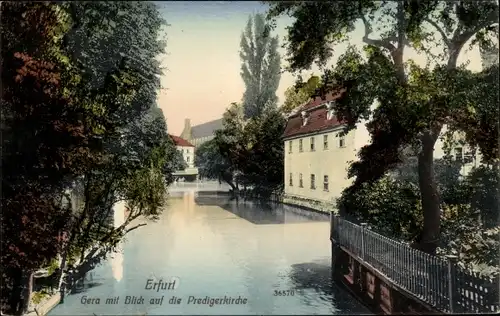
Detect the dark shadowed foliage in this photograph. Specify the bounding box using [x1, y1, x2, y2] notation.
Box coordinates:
[266, 0, 499, 254]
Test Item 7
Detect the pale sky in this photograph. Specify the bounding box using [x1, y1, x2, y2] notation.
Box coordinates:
[155, 1, 485, 136]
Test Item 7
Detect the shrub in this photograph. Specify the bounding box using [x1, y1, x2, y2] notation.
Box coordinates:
[338, 176, 423, 241]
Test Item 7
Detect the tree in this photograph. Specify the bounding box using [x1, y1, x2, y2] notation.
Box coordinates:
[237, 107, 286, 196]
[0, 3, 111, 313]
[165, 140, 188, 178]
[214, 102, 286, 197]
[240, 13, 281, 119]
[214, 103, 248, 191]
[281, 75, 322, 114]
[53, 0, 168, 303]
[195, 139, 236, 188]
[0, 2, 169, 313]
[266, 1, 499, 254]
[59, 104, 169, 298]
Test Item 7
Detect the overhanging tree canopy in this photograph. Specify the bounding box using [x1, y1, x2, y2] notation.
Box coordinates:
[266, 0, 499, 253]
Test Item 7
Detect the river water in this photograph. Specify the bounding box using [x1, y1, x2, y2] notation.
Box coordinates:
[49, 186, 370, 315]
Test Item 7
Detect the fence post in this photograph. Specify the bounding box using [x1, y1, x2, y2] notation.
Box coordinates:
[360, 222, 367, 261]
[330, 212, 335, 240]
[446, 255, 458, 313]
[330, 214, 341, 281]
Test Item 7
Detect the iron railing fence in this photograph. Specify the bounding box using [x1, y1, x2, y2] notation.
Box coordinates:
[331, 214, 499, 314]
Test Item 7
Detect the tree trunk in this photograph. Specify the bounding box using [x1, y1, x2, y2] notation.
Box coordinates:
[58, 251, 69, 304]
[6, 268, 22, 315]
[416, 131, 441, 254]
[21, 272, 33, 315]
[8, 268, 33, 315]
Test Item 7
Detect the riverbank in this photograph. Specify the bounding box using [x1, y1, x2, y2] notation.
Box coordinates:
[190, 185, 338, 216]
[282, 194, 337, 214]
[234, 189, 337, 215]
[26, 293, 61, 316]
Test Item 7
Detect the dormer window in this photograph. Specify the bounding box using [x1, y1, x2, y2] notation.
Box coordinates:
[301, 111, 309, 126]
[326, 110, 334, 120]
[326, 101, 335, 120]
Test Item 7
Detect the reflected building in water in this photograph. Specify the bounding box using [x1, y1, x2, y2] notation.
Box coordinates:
[48, 187, 370, 316]
[111, 201, 126, 282]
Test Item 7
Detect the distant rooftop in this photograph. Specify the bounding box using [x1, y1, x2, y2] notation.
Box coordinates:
[191, 118, 223, 139]
[169, 134, 194, 147]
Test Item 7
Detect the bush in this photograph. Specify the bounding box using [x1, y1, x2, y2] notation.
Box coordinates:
[463, 165, 500, 228]
[31, 291, 49, 305]
[439, 203, 500, 276]
[338, 176, 423, 241]
[339, 161, 499, 276]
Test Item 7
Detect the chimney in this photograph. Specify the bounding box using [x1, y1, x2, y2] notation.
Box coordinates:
[184, 118, 191, 129]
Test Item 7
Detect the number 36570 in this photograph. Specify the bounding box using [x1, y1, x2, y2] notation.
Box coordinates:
[273, 290, 295, 296]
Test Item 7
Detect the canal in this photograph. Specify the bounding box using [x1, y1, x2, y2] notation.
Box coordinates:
[49, 186, 370, 315]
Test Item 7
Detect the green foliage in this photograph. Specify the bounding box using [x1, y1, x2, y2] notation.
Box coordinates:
[341, 161, 500, 274]
[393, 157, 468, 206]
[1, 7, 95, 312]
[238, 108, 286, 195]
[439, 204, 500, 275]
[195, 139, 235, 186]
[45, 258, 60, 276]
[338, 176, 423, 241]
[165, 139, 188, 178]
[0, 2, 170, 313]
[281, 75, 322, 114]
[463, 165, 500, 229]
[267, 0, 499, 253]
[214, 103, 286, 197]
[266, 1, 365, 71]
[31, 291, 49, 305]
[240, 13, 281, 119]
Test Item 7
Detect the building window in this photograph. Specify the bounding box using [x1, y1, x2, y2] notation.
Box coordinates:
[289, 140, 292, 153]
[310, 174, 316, 189]
[310, 137, 315, 151]
[187, 156, 190, 163]
[339, 134, 345, 148]
[463, 150, 473, 164]
[289, 173, 293, 186]
[323, 135, 328, 150]
[323, 175, 329, 191]
[455, 147, 463, 161]
[299, 139, 303, 152]
[299, 173, 303, 188]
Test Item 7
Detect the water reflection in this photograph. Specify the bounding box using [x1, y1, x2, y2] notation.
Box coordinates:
[111, 250, 124, 282]
[114, 200, 126, 228]
[49, 188, 370, 315]
[195, 195, 329, 225]
[111, 201, 126, 282]
[288, 261, 368, 314]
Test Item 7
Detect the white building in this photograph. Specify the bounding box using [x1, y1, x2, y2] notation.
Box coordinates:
[282, 91, 371, 208]
[282, 92, 479, 210]
[169, 134, 198, 181]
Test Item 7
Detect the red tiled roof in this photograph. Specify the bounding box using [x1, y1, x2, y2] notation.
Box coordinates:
[283, 89, 346, 139]
[169, 134, 194, 147]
